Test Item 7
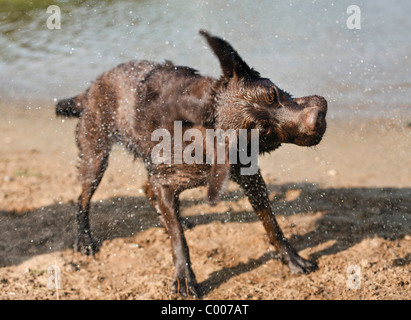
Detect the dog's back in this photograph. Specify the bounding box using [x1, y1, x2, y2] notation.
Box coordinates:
[57, 59, 216, 160]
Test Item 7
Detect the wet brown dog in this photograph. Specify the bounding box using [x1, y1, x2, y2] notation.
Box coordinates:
[56, 30, 327, 297]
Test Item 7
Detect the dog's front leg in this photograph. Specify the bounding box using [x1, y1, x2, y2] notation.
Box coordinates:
[149, 179, 201, 298]
[232, 168, 318, 274]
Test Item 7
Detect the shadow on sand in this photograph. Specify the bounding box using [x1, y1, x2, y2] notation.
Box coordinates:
[1, 183, 410, 294]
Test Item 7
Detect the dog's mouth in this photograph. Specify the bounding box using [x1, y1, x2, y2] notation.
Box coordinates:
[292, 132, 325, 147]
[257, 126, 283, 152]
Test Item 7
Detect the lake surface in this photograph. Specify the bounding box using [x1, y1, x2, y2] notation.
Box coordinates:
[1, 0, 410, 119]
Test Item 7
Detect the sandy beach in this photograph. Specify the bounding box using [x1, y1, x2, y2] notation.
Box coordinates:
[0, 102, 410, 300]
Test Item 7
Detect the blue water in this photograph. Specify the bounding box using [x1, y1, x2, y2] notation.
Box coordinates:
[1, 0, 410, 119]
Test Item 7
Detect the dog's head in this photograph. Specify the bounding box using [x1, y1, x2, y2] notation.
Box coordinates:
[200, 30, 327, 151]
[199, 30, 327, 203]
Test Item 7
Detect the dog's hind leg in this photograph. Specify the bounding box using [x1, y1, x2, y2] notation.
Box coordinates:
[148, 177, 201, 298]
[75, 118, 111, 255]
[144, 181, 194, 231]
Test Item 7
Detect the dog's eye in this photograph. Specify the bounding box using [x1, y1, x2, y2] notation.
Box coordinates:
[263, 89, 276, 105]
[267, 93, 276, 104]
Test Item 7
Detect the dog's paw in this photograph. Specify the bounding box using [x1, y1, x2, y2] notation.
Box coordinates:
[279, 248, 318, 274]
[74, 233, 99, 256]
[287, 255, 318, 274]
[172, 277, 201, 298]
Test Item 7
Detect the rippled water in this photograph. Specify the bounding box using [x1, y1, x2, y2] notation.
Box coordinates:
[1, 0, 410, 119]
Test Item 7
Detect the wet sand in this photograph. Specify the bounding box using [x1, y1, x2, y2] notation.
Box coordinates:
[1, 103, 410, 300]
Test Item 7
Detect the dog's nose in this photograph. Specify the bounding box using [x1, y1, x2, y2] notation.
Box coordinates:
[303, 108, 325, 133]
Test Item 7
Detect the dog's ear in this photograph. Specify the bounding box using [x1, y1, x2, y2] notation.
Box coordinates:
[199, 30, 260, 81]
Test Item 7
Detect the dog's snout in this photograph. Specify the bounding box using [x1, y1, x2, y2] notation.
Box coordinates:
[304, 108, 325, 133]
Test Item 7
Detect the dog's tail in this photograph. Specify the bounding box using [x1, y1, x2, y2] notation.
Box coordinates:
[56, 96, 82, 118]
